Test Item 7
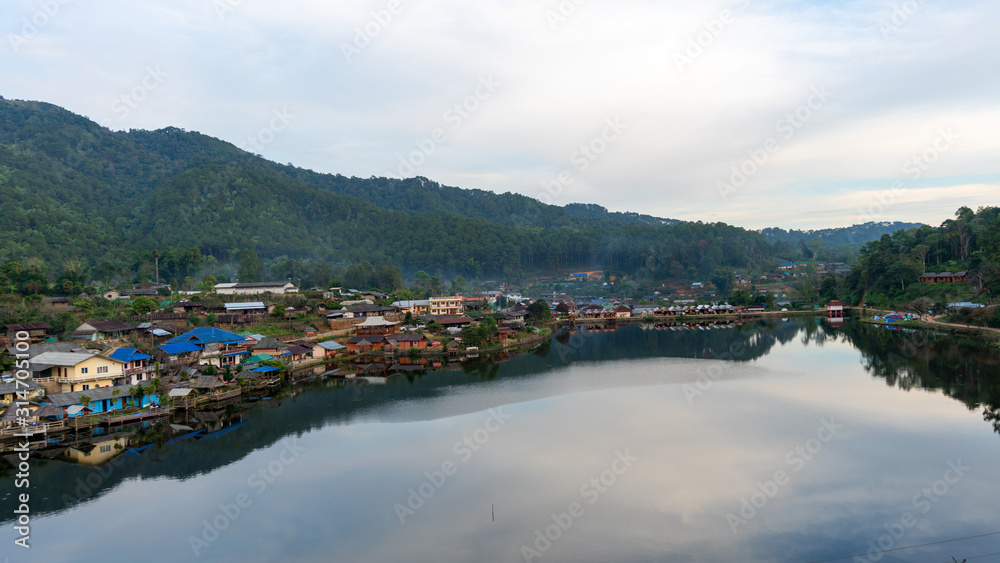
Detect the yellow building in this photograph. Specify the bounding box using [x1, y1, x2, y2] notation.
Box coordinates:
[62, 436, 129, 466]
[32, 351, 128, 393]
[429, 296, 464, 316]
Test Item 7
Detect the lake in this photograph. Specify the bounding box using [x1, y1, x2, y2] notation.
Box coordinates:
[3, 318, 1000, 562]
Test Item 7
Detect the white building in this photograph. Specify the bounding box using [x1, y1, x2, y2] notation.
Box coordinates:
[214, 282, 298, 295]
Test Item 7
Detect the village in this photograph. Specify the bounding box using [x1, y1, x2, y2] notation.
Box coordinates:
[0, 258, 984, 464]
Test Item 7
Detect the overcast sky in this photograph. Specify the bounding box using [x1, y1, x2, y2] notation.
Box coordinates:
[4, 0, 998, 229]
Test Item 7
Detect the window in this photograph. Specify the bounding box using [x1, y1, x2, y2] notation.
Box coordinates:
[82, 384, 90, 391]
[100, 445, 112, 453]
[97, 366, 109, 374]
[80, 367, 88, 374]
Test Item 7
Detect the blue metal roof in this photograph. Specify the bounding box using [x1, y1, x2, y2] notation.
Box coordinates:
[107, 348, 153, 363]
[158, 342, 203, 354]
[165, 327, 246, 346]
[251, 366, 280, 373]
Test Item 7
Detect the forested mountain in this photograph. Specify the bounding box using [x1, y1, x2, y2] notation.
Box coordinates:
[0, 97, 952, 291]
[841, 207, 1000, 307]
[761, 221, 924, 250]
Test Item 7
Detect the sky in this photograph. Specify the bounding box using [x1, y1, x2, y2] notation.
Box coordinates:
[2, 0, 999, 230]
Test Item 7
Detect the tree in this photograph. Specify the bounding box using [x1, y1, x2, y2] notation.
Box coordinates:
[909, 296, 935, 315]
[527, 299, 551, 321]
[200, 274, 218, 293]
[130, 384, 148, 408]
[78, 395, 92, 410]
[555, 302, 570, 315]
[132, 296, 158, 315]
[237, 250, 264, 283]
[156, 286, 172, 297]
[730, 289, 752, 306]
[403, 312, 415, 326]
[272, 304, 287, 317]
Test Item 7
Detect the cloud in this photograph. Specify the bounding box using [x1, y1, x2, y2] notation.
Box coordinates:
[1, 0, 997, 228]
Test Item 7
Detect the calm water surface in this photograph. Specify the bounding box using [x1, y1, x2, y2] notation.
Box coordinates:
[3, 318, 1000, 562]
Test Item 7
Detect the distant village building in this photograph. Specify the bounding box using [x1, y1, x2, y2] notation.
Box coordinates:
[391, 300, 431, 315]
[214, 281, 299, 295]
[826, 300, 845, 319]
[919, 271, 968, 284]
[429, 296, 464, 316]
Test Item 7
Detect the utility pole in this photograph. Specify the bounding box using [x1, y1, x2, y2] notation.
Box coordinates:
[153, 251, 160, 285]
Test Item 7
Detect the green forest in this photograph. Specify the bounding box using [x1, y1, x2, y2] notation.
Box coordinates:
[0, 98, 996, 305]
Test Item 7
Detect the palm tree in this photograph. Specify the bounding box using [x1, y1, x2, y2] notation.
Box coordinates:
[130, 385, 148, 409]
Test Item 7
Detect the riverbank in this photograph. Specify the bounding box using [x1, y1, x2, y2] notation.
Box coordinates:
[853, 307, 1000, 345]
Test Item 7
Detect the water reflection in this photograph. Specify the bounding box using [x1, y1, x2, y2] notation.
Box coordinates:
[2, 319, 1000, 563]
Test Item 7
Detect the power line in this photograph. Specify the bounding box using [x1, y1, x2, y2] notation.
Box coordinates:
[962, 550, 1000, 561]
[804, 531, 1000, 563]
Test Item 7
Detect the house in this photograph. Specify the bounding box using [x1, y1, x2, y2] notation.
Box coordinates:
[612, 305, 632, 319]
[826, 301, 845, 319]
[354, 316, 399, 337]
[429, 296, 464, 316]
[313, 341, 347, 359]
[45, 384, 160, 414]
[0, 402, 65, 433]
[391, 300, 431, 315]
[172, 301, 206, 314]
[242, 354, 278, 370]
[214, 282, 299, 295]
[223, 302, 268, 315]
[359, 291, 388, 300]
[31, 351, 129, 393]
[0, 380, 43, 405]
[120, 288, 159, 299]
[252, 337, 287, 356]
[156, 341, 202, 364]
[4, 323, 52, 345]
[107, 348, 156, 385]
[162, 327, 249, 367]
[334, 304, 399, 318]
[346, 335, 386, 352]
[101, 290, 121, 300]
[385, 334, 429, 350]
[919, 271, 968, 284]
[72, 320, 139, 341]
[164, 327, 246, 348]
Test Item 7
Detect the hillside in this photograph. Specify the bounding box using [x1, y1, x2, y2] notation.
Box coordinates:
[0, 97, 925, 286]
[761, 222, 925, 250]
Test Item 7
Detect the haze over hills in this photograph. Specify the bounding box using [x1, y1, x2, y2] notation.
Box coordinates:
[761, 222, 925, 250]
[0, 98, 925, 282]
